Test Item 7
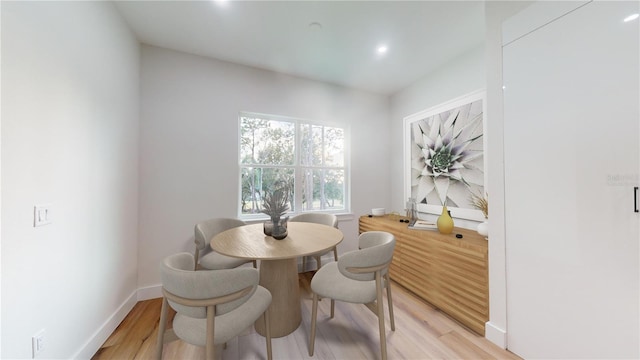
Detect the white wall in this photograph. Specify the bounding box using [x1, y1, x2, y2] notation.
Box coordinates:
[483, 0, 533, 348]
[0, 2, 4, 356]
[389, 45, 485, 229]
[1, 2, 139, 358]
[502, 1, 639, 357]
[138, 45, 390, 291]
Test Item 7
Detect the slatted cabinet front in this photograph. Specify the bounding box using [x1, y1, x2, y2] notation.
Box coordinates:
[359, 215, 488, 335]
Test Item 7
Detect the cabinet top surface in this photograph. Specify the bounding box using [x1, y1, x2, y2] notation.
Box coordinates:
[360, 215, 488, 249]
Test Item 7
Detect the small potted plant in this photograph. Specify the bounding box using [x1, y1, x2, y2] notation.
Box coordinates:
[470, 192, 489, 238]
[261, 185, 290, 239]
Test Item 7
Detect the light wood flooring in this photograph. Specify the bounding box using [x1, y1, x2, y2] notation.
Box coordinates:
[92, 272, 521, 360]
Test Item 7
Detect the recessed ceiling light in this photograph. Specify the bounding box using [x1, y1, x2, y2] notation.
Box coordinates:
[309, 22, 323, 31]
[377, 45, 388, 54]
[213, 0, 229, 8]
[623, 13, 639, 22]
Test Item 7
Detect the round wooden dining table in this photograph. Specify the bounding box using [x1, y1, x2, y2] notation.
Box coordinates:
[210, 222, 343, 337]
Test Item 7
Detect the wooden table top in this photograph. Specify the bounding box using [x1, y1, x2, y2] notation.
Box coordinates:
[211, 222, 343, 260]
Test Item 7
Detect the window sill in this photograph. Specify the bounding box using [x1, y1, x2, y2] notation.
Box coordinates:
[241, 211, 355, 224]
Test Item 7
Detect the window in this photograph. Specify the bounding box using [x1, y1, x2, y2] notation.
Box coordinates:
[239, 112, 348, 218]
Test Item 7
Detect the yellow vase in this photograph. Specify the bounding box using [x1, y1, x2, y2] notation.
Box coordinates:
[437, 205, 454, 234]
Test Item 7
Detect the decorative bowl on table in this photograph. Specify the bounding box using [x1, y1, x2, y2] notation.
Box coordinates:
[371, 208, 385, 216]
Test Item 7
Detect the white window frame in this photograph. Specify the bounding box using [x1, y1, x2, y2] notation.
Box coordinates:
[238, 112, 350, 220]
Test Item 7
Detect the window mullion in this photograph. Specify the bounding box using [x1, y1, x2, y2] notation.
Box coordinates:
[294, 121, 303, 213]
[321, 127, 326, 210]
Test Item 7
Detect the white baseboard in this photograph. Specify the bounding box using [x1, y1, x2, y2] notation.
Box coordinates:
[485, 321, 507, 349]
[137, 284, 163, 301]
[72, 290, 138, 359]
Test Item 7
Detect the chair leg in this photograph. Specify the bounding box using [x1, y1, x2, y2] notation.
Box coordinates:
[330, 299, 335, 318]
[309, 292, 319, 356]
[156, 297, 169, 360]
[264, 309, 272, 360]
[205, 305, 216, 360]
[385, 274, 395, 331]
[376, 273, 388, 360]
[194, 249, 200, 271]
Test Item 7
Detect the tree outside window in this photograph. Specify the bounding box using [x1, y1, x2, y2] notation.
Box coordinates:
[239, 113, 347, 218]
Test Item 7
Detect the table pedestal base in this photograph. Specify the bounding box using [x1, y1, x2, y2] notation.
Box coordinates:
[254, 258, 301, 337]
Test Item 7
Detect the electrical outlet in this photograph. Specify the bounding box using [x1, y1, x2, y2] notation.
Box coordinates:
[33, 204, 52, 227]
[32, 329, 45, 358]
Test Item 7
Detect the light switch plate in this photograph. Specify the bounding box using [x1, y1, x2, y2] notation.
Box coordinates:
[34, 204, 52, 227]
[32, 329, 45, 358]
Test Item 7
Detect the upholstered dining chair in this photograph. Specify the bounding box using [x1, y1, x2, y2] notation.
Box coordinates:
[194, 218, 256, 270]
[308, 231, 396, 360]
[156, 252, 273, 360]
[289, 213, 339, 271]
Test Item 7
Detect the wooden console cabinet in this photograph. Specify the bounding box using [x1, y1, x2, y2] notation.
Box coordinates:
[359, 215, 488, 335]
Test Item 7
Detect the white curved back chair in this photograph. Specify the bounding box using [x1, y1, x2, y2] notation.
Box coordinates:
[308, 231, 396, 360]
[156, 252, 272, 360]
[194, 218, 256, 270]
[289, 213, 339, 271]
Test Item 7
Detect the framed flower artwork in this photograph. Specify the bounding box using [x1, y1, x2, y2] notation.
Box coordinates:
[404, 89, 486, 221]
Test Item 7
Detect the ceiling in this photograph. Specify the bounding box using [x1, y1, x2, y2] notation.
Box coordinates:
[114, 1, 485, 95]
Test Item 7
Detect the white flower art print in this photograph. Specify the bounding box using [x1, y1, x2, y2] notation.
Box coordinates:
[404, 90, 486, 221]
